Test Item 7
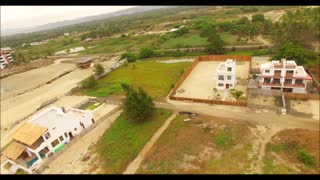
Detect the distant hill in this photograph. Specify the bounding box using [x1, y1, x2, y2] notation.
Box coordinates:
[2, 6, 173, 36]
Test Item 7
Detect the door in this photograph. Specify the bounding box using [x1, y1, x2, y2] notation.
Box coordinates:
[226, 84, 229, 89]
[68, 132, 74, 140]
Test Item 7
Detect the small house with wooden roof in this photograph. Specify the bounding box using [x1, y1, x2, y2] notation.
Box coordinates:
[1, 106, 94, 174]
[76, 57, 94, 69]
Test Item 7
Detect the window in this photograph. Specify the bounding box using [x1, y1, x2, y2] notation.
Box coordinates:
[230, 84, 233, 87]
[59, 136, 64, 142]
[64, 132, 68, 138]
[227, 67, 232, 72]
[218, 83, 224, 87]
[44, 132, 51, 140]
[295, 79, 303, 84]
[74, 128, 77, 131]
[265, 70, 270, 73]
[51, 139, 60, 148]
[218, 75, 224, 80]
[227, 76, 232, 80]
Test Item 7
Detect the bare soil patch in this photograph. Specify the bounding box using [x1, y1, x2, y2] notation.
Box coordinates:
[137, 114, 257, 174]
[263, 129, 320, 174]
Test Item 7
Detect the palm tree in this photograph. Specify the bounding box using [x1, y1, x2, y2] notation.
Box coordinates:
[230, 89, 244, 101]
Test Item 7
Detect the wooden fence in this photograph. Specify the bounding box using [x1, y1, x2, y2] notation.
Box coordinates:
[169, 55, 251, 107]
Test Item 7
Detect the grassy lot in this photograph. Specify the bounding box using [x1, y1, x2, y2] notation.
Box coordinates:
[94, 108, 172, 174]
[263, 129, 319, 174]
[137, 114, 255, 174]
[226, 49, 272, 56]
[79, 61, 191, 100]
[160, 33, 207, 49]
[85, 102, 102, 110]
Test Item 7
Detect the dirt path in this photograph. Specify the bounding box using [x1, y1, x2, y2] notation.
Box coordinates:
[123, 111, 178, 174]
[246, 125, 282, 174]
[42, 109, 122, 174]
[257, 34, 271, 46]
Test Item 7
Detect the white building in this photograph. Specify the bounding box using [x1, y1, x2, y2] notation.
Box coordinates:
[216, 59, 237, 90]
[260, 59, 313, 93]
[0, 51, 14, 69]
[1, 106, 94, 174]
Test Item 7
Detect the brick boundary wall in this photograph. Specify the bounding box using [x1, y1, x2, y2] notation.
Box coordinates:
[283, 92, 319, 101]
[168, 55, 252, 107]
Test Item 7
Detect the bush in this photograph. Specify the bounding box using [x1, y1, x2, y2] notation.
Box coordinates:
[139, 48, 154, 59]
[94, 63, 104, 76]
[82, 75, 97, 89]
[297, 149, 315, 167]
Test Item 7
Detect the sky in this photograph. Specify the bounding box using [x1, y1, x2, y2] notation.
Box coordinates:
[1, 6, 136, 30]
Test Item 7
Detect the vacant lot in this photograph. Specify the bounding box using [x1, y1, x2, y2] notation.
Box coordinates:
[79, 61, 191, 100]
[289, 100, 320, 120]
[0, 60, 75, 101]
[173, 60, 250, 101]
[263, 129, 319, 174]
[92, 108, 172, 174]
[137, 114, 257, 174]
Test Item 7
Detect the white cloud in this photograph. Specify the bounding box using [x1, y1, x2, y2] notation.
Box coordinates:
[1, 6, 136, 30]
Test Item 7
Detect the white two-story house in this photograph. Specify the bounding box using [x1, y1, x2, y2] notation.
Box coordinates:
[1, 107, 94, 174]
[216, 59, 237, 90]
[260, 59, 313, 93]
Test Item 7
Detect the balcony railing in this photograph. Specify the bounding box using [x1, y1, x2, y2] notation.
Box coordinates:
[283, 83, 305, 88]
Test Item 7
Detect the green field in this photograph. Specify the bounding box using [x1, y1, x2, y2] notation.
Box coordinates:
[95, 108, 172, 174]
[160, 33, 207, 49]
[82, 36, 142, 54]
[80, 60, 191, 100]
[226, 49, 271, 56]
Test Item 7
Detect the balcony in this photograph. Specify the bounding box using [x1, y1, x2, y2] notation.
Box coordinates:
[274, 73, 282, 78]
[274, 63, 282, 68]
[262, 82, 282, 87]
[285, 64, 296, 69]
[285, 73, 294, 78]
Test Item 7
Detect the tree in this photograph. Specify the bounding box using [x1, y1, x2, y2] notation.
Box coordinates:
[82, 75, 97, 89]
[121, 84, 155, 123]
[94, 63, 104, 76]
[200, 23, 216, 37]
[206, 33, 225, 55]
[139, 47, 154, 59]
[272, 43, 317, 65]
[121, 52, 137, 62]
[230, 89, 245, 101]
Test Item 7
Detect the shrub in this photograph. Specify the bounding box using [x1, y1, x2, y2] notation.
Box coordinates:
[297, 149, 315, 167]
[139, 48, 154, 59]
[94, 63, 104, 76]
[82, 75, 97, 89]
